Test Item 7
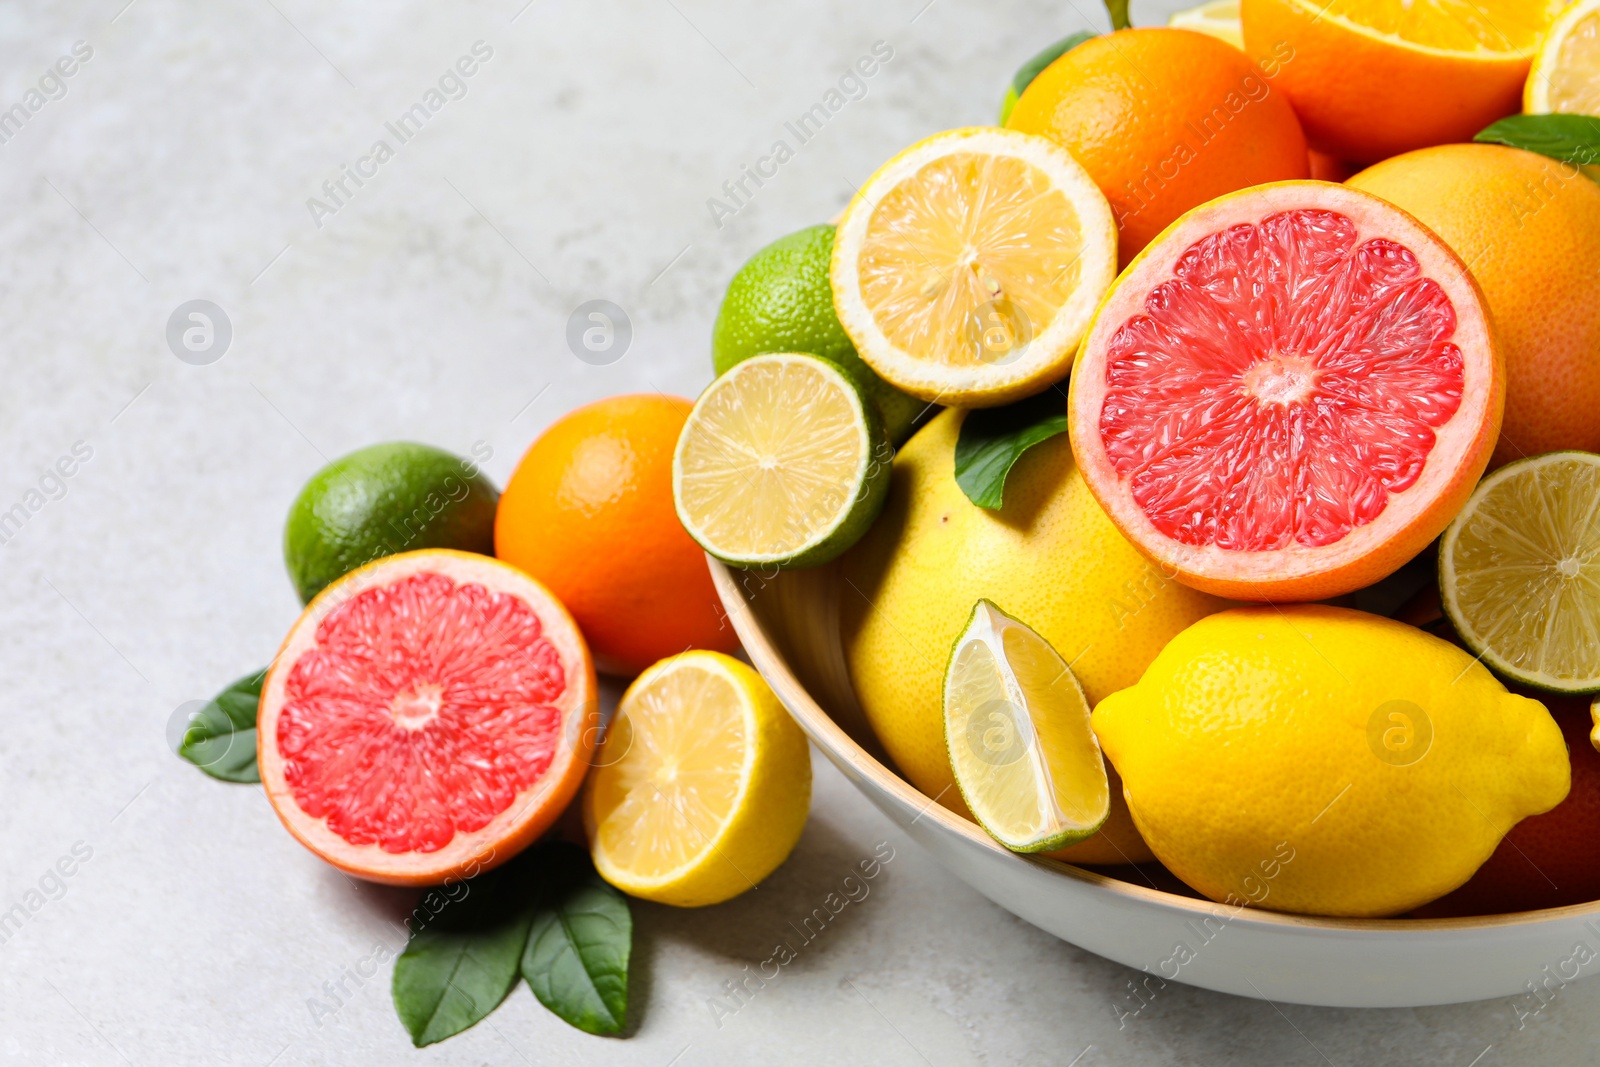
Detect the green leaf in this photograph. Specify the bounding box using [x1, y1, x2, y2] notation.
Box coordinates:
[1001, 31, 1095, 124]
[522, 843, 631, 1036]
[178, 670, 265, 783]
[954, 390, 1070, 510]
[1475, 114, 1600, 167]
[392, 861, 538, 1047]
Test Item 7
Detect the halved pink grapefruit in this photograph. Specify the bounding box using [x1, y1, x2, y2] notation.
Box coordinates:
[258, 549, 597, 885]
[1068, 181, 1503, 602]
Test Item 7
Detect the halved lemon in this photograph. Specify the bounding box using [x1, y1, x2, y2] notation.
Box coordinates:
[1169, 0, 1244, 49]
[943, 600, 1110, 853]
[1440, 451, 1600, 694]
[830, 127, 1117, 408]
[674, 352, 889, 569]
[1526, 0, 1600, 114]
[583, 651, 812, 906]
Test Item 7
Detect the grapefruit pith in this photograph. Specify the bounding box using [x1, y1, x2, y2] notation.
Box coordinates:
[258, 549, 598, 885]
[1068, 182, 1503, 601]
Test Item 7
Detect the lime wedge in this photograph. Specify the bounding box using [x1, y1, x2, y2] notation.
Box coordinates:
[673, 353, 890, 569]
[943, 600, 1110, 852]
[1440, 450, 1600, 694]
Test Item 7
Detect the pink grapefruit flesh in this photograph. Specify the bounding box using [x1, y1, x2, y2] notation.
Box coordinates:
[258, 549, 597, 885]
[1069, 182, 1503, 601]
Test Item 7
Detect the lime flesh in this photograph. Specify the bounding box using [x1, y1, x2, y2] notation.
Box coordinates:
[673, 353, 889, 569]
[944, 599, 1110, 852]
[1441, 450, 1600, 693]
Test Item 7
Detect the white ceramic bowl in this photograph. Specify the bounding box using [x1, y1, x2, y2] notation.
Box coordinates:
[709, 558, 1600, 1009]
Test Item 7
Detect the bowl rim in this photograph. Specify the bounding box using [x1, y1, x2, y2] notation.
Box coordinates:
[708, 557, 1600, 936]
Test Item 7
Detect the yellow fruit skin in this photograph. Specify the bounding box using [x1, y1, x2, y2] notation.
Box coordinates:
[841, 409, 1226, 865]
[1093, 606, 1570, 918]
[1348, 145, 1600, 468]
[583, 653, 812, 907]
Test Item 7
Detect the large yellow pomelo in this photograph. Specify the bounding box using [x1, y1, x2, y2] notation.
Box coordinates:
[840, 408, 1226, 865]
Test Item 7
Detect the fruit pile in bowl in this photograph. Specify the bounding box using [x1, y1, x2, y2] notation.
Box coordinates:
[176, 0, 1600, 1028]
[672, 0, 1600, 1007]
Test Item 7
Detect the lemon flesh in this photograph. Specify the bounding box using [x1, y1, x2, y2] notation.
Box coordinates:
[1527, 0, 1600, 112]
[945, 601, 1109, 852]
[1169, 0, 1245, 49]
[1441, 451, 1600, 693]
[831, 127, 1117, 407]
[1306, 0, 1561, 54]
[583, 651, 812, 907]
[673, 353, 888, 568]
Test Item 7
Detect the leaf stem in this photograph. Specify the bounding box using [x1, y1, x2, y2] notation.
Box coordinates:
[1104, 0, 1131, 30]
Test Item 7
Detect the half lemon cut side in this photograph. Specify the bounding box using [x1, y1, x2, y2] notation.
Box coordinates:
[831, 127, 1117, 408]
[944, 600, 1110, 853]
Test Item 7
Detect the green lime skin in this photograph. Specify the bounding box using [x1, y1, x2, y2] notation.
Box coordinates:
[284, 442, 499, 603]
[711, 223, 925, 444]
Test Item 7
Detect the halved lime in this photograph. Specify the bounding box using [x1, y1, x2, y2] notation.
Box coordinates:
[673, 353, 890, 569]
[943, 600, 1109, 852]
[1440, 451, 1600, 694]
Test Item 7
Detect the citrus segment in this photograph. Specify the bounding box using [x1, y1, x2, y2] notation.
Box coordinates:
[944, 601, 1109, 853]
[832, 127, 1117, 407]
[1526, 0, 1600, 115]
[673, 353, 889, 568]
[583, 652, 811, 906]
[1440, 451, 1600, 694]
[259, 549, 597, 885]
[1069, 182, 1502, 601]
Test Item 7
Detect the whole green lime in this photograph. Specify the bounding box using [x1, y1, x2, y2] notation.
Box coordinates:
[284, 442, 499, 603]
[712, 224, 925, 444]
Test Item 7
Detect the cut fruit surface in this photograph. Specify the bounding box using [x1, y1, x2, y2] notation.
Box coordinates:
[831, 127, 1117, 407]
[1069, 182, 1503, 601]
[583, 651, 811, 907]
[1168, 0, 1244, 49]
[944, 601, 1109, 853]
[258, 549, 597, 885]
[1242, 0, 1562, 161]
[1526, 0, 1600, 114]
[1441, 451, 1600, 694]
[674, 353, 889, 568]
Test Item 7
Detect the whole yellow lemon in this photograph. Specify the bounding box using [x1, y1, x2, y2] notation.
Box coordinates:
[841, 408, 1226, 865]
[1093, 605, 1570, 917]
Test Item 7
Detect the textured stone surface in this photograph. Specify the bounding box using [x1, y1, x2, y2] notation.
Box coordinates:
[0, 1, 1595, 1063]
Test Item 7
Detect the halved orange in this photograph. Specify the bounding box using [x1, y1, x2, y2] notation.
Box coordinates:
[1243, 0, 1565, 162]
[259, 549, 597, 885]
[831, 127, 1117, 408]
[1068, 182, 1504, 601]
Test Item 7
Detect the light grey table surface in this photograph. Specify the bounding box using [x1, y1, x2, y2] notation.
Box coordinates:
[2, 0, 1596, 1063]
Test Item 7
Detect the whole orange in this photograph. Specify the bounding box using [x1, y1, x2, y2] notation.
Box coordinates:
[1006, 27, 1308, 265]
[1242, 0, 1558, 164]
[1348, 144, 1600, 467]
[495, 394, 739, 675]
